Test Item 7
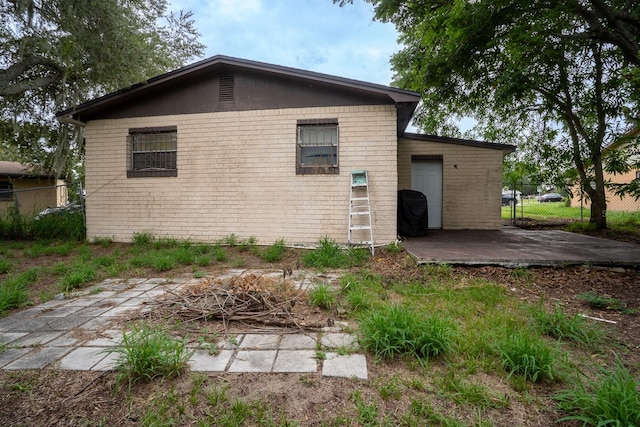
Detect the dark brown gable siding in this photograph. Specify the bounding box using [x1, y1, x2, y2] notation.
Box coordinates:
[81, 69, 393, 121]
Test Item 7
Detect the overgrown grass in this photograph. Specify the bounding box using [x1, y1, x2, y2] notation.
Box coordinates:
[359, 304, 457, 361]
[261, 238, 286, 263]
[530, 304, 603, 347]
[108, 323, 192, 387]
[308, 282, 336, 309]
[497, 331, 557, 383]
[302, 237, 369, 268]
[576, 291, 636, 314]
[0, 207, 85, 241]
[556, 357, 640, 426]
[0, 268, 38, 315]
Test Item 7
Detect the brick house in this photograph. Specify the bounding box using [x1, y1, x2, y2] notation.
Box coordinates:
[0, 161, 67, 216]
[57, 55, 514, 245]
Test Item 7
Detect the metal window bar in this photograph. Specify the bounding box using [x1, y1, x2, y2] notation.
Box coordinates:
[297, 125, 338, 167]
[129, 131, 177, 171]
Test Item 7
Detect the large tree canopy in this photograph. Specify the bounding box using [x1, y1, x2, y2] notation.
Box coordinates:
[0, 0, 204, 176]
[338, 0, 640, 229]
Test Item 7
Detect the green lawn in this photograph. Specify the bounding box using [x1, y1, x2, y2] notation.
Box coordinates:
[502, 199, 640, 227]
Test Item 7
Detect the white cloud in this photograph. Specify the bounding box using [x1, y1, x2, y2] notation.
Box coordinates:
[169, 0, 399, 85]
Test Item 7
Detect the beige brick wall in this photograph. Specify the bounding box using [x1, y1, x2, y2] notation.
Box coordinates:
[85, 105, 398, 245]
[398, 138, 505, 229]
[570, 169, 640, 212]
[0, 178, 66, 216]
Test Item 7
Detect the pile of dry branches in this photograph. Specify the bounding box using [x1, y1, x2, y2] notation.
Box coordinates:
[143, 273, 307, 328]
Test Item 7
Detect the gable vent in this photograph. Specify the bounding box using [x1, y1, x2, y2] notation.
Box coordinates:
[219, 75, 235, 102]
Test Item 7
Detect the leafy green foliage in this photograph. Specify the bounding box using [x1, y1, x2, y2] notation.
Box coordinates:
[1, 0, 204, 175]
[355, 0, 640, 229]
[556, 357, 640, 426]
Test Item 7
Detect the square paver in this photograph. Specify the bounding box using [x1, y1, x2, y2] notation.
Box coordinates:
[0, 332, 28, 345]
[40, 305, 85, 318]
[279, 334, 317, 350]
[10, 331, 64, 346]
[228, 350, 277, 373]
[238, 334, 280, 350]
[85, 330, 121, 347]
[48, 332, 82, 347]
[0, 348, 32, 368]
[3, 347, 70, 370]
[58, 347, 110, 370]
[273, 350, 317, 373]
[92, 352, 120, 371]
[322, 353, 368, 380]
[46, 316, 93, 331]
[189, 349, 234, 371]
[321, 333, 358, 350]
[99, 305, 138, 317]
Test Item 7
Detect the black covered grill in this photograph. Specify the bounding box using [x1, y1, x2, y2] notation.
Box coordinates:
[397, 189, 428, 237]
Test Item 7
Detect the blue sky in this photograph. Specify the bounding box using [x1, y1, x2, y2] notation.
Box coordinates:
[169, 0, 399, 86]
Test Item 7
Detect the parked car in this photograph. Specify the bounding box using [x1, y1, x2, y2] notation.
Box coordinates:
[501, 192, 518, 206]
[35, 201, 84, 219]
[538, 193, 564, 203]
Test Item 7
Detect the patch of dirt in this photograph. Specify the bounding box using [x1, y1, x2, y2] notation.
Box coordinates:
[1, 243, 639, 426]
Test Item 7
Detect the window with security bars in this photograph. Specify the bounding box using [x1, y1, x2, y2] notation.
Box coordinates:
[127, 126, 177, 177]
[0, 182, 13, 201]
[296, 119, 339, 174]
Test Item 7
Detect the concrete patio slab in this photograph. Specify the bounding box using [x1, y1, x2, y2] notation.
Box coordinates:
[322, 353, 368, 380]
[321, 333, 359, 350]
[280, 334, 317, 350]
[273, 350, 317, 373]
[3, 347, 70, 370]
[228, 350, 277, 372]
[189, 349, 234, 371]
[10, 330, 64, 346]
[0, 332, 28, 344]
[0, 348, 31, 368]
[404, 229, 640, 268]
[0, 273, 367, 379]
[58, 347, 109, 370]
[238, 334, 280, 350]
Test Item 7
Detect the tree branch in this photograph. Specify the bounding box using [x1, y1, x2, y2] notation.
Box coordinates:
[0, 55, 65, 96]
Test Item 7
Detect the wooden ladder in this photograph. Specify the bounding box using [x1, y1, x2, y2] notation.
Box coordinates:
[348, 170, 374, 255]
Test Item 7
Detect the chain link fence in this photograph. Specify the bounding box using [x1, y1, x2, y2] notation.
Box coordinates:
[504, 180, 640, 225]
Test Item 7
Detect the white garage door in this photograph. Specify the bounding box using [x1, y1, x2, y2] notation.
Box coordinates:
[411, 160, 443, 229]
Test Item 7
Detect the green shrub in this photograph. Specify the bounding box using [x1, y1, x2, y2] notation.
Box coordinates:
[556, 357, 640, 426]
[308, 283, 336, 309]
[109, 323, 192, 386]
[30, 210, 85, 241]
[0, 207, 27, 240]
[261, 238, 286, 262]
[359, 304, 457, 360]
[498, 331, 556, 382]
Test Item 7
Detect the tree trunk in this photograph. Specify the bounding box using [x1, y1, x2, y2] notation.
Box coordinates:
[589, 154, 608, 229]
